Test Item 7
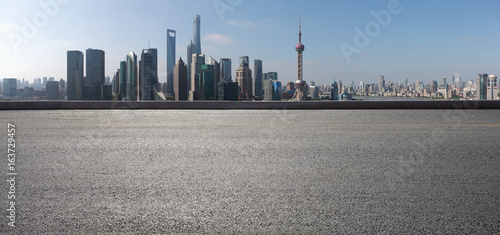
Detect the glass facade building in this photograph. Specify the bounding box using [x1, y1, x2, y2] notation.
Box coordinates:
[140, 48, 158, 100]
[2, 78, 17, 97]
[218, 82, 239, 101]
[272, 81, 282, 101]
[267, 72, 278, 81]
[174, 58, 188, 101]
[200, 64, 215, 100]
[253, 59, 263, 97]
[220, 58, 232, 82]
[239, 56, 249, 67]
[193, 15, 202, 55]
[478, 73, 488, 100]
[167, 29, 176, 94]
[119, 61, 127, 100]
[331, 81, 339, 100]
[66, 50, 84, 100]
[126, 52, 138, 101]
[85, 48, 105, 100]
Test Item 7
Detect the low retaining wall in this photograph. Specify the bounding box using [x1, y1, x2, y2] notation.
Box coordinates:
[1, 100, 499, 110]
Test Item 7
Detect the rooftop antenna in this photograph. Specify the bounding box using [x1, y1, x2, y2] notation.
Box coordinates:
[148, 40, 150, 49]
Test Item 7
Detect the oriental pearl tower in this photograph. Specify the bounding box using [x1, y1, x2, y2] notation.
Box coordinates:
[292, 17, 306, 101]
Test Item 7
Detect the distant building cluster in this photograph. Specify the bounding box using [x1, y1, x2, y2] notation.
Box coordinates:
[1, 15, 499, 102]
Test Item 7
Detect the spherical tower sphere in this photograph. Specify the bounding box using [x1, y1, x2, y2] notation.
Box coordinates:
[295, 80, 306, 87]
[295, 43, 304, 52]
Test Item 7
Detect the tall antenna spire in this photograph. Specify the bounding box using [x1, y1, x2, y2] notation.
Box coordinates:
[298, 15, 302, 43]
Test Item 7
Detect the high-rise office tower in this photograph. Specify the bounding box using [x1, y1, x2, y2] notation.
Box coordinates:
[186, 41, 194, 91]
[193, 14, 202, 55]
[239, 56, 249, 66]
[2, 78, 17, 97]
[140, 48, 158, 100]
[264, 79, 273, 101]
[236, 60, 253, 100]
[267, 72, 278, 81]
[487, 75, 498, 100]
[46, 81, 59, 100]
[190, 53, 205, 100]
[220, 58, 232, 82]
[67, 50, 84, 100]
[174, 58, 188, 101]
[218, 81, 238, 101]
[253, 59, 263, 97]
[292, 17, 306, 101]
[379, 75, 385, 92]
[331, 80, 339, 100]
[454, 71, 462, 89]
[167, 29, 176, 95]
[119, 61, 127, 100]
[126, 52, 138, 101]
[208, 57, 220, 100]
[85, 48, 105, 100]
[200, 64, 215, 100]
[272, 81, 282, 100]
[478, 73, 488, 100]
[440, 77, 447, 89]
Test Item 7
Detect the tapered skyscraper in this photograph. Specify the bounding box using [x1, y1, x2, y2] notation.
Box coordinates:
[166, 29, 176, 94]
[292, 18, 306, 101]
[193, 14, 201, 55]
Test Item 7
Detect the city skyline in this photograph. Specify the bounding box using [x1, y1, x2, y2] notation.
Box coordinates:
[0, 0, 499, 85]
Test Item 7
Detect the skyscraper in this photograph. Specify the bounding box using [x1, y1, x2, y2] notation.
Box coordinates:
[208, 57, 220, 100]
[67, 50, 84, 100]
[440, 77, 447, 89]
[239, 56, 249, 66]
[236, 60, 253, 100]
[186, 40, 194, 91]
[174, 58, 188, 101]
[85, 48, 105, 100]
[487, 75, 498, 100]
[46, 81, 59, 100]
[220, 58, 232, 82]
[379, 75, 385, 93]
[190, 53, 205, 101]
[454, 71, 462, 89]
[478, 73, 488, 100]
[267, 72, 278, 81]
[140, 48, 158, 100]
[200, 64, 215, 100]
[2, 78, 17, 97]
[119, 61, 127, 100]
[331, 80, 339, 100]
[292, 17, 306, 100]
[126, 52, 138, 101]
[254, 59, 263, 97]
[166, 29, 176, 95]
[193, 14, 202, 55]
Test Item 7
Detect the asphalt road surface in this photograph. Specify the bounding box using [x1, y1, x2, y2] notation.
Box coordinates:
[1, 110, 499, 234]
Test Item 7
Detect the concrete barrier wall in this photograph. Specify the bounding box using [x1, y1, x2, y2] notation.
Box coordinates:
[0, 100, 499, 110]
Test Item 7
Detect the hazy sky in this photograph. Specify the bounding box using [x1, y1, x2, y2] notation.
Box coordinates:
[1, 0, 499, 85]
